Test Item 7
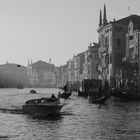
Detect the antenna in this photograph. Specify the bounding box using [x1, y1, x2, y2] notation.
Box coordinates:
[49, 58, 51, 64]
[128, 7, 130, 16]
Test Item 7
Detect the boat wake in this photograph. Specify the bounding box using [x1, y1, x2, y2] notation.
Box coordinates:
[0, 108, 23, 114]
[60, 111, 74, 116]
[29, 111, 74, 120]
[29, 113, 63, 120]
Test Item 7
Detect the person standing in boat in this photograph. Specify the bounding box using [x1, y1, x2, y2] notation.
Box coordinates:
[98, 83, 102, 97]
[104, 80, 109, 95]
[134, 79, 137, 93]
[63, 84, 68, 93]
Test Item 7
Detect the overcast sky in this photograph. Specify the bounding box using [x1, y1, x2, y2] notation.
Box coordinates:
[0, 0, 140, 66]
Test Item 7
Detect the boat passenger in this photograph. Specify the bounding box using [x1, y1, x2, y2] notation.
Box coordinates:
[51, 94, 56, 99]
[104, 81, 109, 91]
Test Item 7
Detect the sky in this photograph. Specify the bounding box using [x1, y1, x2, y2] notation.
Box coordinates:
[0, 0, 140, 67]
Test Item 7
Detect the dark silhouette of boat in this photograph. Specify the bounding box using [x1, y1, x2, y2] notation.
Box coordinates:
[22, 97, 64, 116]
[78, 90, 88, 98]
[78, 79, 102, 98]
[17, 84, 24, 89]
[58, 91, 71, 99]
[113, 89, 140, 101]
[89, 93, 110, 104]
[30, 89, 37, 94]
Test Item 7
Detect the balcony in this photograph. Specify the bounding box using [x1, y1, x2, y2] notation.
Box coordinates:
[99, 46, 108, 54]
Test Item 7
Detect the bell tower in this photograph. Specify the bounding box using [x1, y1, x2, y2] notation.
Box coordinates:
[103, 4, 107, 25]
[99, 9, 102, 27]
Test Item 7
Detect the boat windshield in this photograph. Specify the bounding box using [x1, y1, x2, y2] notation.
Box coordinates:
[25, 98, 59, 104]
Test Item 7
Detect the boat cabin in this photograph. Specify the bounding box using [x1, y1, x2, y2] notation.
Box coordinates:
[25, 98, 59, 105]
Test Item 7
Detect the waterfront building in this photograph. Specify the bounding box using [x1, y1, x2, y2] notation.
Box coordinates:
[123, 17, 140, 80]
[54, 67, 61, 88]
[67, 55, 80, 83]
[66, 52, 85, 90]
[59, 64, 68, 87]
[76, 52, 85, 82]
[0, 63, 28, 87]
[97, 4, 111, 83]
[97, 4, 140, 84]
[83, 42, 99, 79]
[27, 60, 56, 87]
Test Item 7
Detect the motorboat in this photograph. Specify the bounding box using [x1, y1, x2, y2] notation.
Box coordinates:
[17, 84, 24, 89]
[22, 97, 64, 116]
[30, 89, 37, 94]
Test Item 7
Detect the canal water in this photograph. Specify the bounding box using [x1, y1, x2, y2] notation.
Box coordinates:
[0, 88, 140, 140]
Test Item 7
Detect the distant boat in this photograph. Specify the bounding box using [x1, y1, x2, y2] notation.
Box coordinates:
[22, 97, 64, 116]
[17, 84, 24, 89]
[30, 89, 37, 94]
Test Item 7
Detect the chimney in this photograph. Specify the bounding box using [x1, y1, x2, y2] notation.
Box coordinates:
[28, 59, 30, 66]
[49, 58, 51, 64]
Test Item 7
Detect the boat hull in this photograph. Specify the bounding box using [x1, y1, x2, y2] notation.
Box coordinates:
[58, 92, 71, 99]
[112, 90, 140, 101]
[22, 104, 63, 116]
[30, 89, 37, 94]
[78, 91, 88, 98]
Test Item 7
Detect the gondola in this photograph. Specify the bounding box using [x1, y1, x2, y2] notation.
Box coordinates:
[58, 91, 72, 99]
[113, 89, 140, 101]
[89, 93, 110, 104]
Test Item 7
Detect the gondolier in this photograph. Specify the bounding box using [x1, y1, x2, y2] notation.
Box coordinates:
[63, 85, 68, 93]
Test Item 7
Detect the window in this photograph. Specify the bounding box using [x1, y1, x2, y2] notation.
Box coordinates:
[96, 64, 98, 71]
[107, 69, 109, 74]
[129, 35, 133, 40]
[115, 53, 122, 62]
[115, 26, 122, 32]
[117, 38, 121, 46]
[110, 69, 112, 75]
[109, 54, 112, 64]
[95, 54, 98, 60]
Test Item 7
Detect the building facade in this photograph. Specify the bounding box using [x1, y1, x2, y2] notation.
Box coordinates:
[97, 4, 140, 84]
[124, 19, 140, 80]
[83, 42, 99, 79]
[27, 60, 56, 87]
[76, 52, 85, 82]
[59, 65, 68, 87]
[67, 55, 80, 83]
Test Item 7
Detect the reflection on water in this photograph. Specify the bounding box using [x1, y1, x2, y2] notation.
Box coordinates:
[0, 88, 139, 139]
